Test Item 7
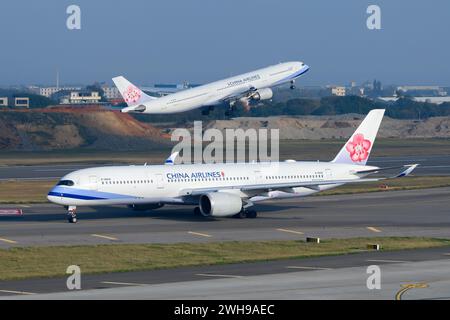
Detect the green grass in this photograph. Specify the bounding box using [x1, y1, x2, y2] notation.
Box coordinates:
[0, 237, 449, 281]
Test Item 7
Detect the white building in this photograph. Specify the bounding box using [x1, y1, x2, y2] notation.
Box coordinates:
[0, 97, 8, 106]
[330, 86, 346, 96]
[60, 91, 102, 104]
[39, 86, 81, 97]
[102, 86, 121, 100]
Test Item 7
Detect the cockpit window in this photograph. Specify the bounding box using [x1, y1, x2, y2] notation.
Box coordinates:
[57, 180, 74, 186]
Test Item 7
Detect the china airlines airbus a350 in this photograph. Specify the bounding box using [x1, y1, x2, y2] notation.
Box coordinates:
[112, 61, 309, 115]
[48, 109, 417, 223]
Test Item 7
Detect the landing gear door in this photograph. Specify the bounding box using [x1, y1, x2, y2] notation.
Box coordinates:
[155, 174, 164, 189]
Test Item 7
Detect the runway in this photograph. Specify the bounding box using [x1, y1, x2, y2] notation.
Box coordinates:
[0, 187, 449, 247]
[0, 154, 449, 180]
[1, 246, 449, 299]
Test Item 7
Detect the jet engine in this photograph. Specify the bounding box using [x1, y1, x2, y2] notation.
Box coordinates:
[250, 88, 273, 101]
[199, 192, 243, 217]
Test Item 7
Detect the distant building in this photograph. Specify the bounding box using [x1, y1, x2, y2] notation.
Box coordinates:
[14, 97, 30, 108]
[0, 97, 8, 107]
[379, 96, 450, 105]
[101, 86, 121, 100]
[329, 86, 346, 96]
[39, 86, 81, 97]
[396, 86, 447, 97]
[60, 91, 102, 104]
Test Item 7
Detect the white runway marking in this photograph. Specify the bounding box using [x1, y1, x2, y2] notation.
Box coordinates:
[0, 289, 34, 295]
[196, 273, 243, 279]
[286, 266, 332, 270]
[366, 259, 411, 263]
[366, 227, 382, 233]
[101, 281, 146, 286]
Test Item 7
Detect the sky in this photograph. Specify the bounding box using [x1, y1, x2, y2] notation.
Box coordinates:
[0, 0, 449, 86]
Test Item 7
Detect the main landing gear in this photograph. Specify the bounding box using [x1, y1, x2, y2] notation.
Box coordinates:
[225, 101, 236, 116]
[67, 205, 77, 223]
[290, 80, 296, 90]
[233, 208, 257, 219]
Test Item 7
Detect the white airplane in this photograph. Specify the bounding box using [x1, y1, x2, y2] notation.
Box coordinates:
[112, 61, 309, 115]
[48, 109, 417, 223]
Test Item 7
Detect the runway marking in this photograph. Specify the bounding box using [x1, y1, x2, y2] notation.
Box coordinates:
[0, 289, 34, 295]
[366, 227, 382, 233]
[101, 281, 146, 286]
[188, 231, 212, 238]
[0, 237, 18, 244]
[443, 253, 450, 256]
[276, 228, 304, 235]
[91, 234, 118, 241]
[286, 266, 332, 270]
[196, 273, 243, 279]
[366, 259, 411, 263]
[395, 283, 429, 300]
[18, 205, 31, 208]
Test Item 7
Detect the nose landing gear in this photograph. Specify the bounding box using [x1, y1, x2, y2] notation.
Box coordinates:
[67, 205, 77, 223]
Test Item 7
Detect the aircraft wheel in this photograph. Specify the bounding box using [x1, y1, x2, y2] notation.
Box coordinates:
[234, 210, 247, 219]
[194, 207, 202, 216]
[246, 210, 257, 218]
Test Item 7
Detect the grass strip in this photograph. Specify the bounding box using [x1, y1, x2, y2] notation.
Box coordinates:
[0, 237, 449, 281]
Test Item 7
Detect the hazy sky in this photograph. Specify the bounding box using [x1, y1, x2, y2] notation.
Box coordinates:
[1, 0, 449, 86]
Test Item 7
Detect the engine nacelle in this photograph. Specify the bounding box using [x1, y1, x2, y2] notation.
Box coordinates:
[251, 88, 273, 101]
[199, 192, 243, 217]
[128, 203, 164, 211]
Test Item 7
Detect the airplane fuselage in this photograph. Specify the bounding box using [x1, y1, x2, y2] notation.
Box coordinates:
[121, 61, 309, 114]
[47, 161, 374, 207]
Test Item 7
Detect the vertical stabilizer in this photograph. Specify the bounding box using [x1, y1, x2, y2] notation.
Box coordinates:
[332, 109, 385, 165]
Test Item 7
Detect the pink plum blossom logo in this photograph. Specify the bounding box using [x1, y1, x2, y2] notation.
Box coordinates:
[346, 133, 372, 162]
[123, 85, 142, 104]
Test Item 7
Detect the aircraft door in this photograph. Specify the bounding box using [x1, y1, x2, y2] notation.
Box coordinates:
[88, 175, 98, 190]
[325, 169, 332, 180]
[155, 174, 165, 189]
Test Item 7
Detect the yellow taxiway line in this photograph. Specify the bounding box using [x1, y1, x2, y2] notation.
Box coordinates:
[276, 228, 304, 235]
[0, 237, 18, 244]
[91, 234, 118, 241]
[188, 231, 212, 238]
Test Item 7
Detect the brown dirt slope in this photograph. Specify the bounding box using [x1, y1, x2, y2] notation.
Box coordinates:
[0, 108, 168, 151]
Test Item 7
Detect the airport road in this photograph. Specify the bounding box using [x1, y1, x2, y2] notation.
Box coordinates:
[0, 187, 449, 247]
[0, 155, 449, 180]
[1, 246, 449, 299]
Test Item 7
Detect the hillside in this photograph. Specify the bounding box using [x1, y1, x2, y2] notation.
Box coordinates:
[0, 107, 168, 151]
[206, 115, 450, 140]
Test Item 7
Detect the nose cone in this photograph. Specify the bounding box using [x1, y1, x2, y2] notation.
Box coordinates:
[47, 187, 60, 204]
[301, 63, 310, 73]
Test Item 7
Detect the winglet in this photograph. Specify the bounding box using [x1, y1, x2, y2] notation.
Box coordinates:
[165, 151, 179, 165]
[395, 164, 419, 178]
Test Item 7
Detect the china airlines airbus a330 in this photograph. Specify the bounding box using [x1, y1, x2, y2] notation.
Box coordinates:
[48, 109, 417, 223]
[112, 61, 309, 115]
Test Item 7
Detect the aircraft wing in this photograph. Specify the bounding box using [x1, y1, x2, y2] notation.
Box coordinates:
[219, 85, 258, 103]
[178, 164, 418, 197]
